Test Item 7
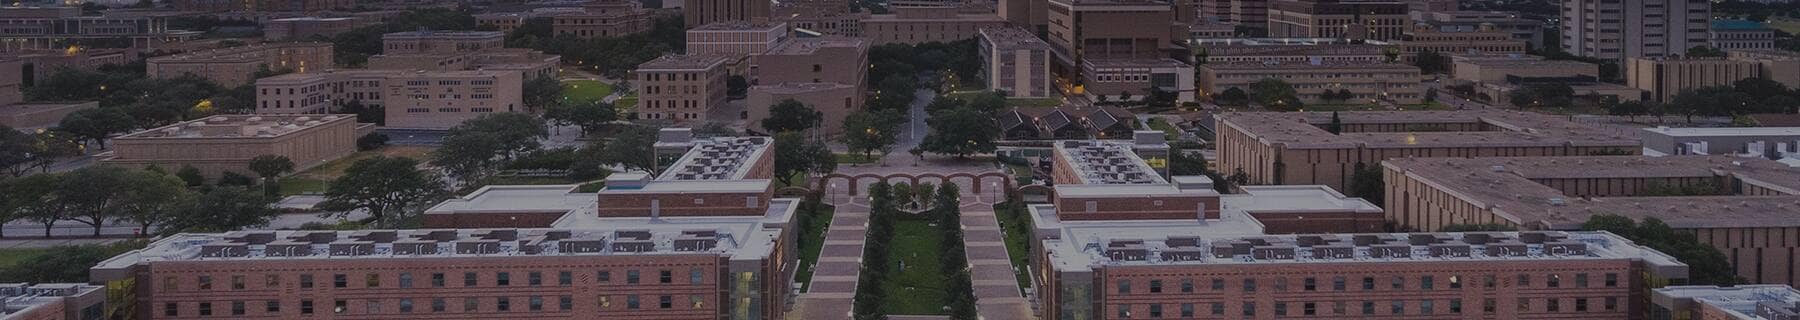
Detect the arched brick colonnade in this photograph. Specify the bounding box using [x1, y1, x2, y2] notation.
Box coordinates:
[816, 172, 1013, 196]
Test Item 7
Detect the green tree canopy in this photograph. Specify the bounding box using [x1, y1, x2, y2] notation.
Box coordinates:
[842, 110, 904, 159]
[919, 106, 999, 158]
[58, 107, 135, 149]
[761, 99, 824, 134]
[772, 132, 836, 187]
[1250, 78, 1300, 110]
[316, 156, 447, 226]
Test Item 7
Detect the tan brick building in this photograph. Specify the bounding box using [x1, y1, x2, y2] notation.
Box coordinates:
[979, 27, 1053, 98]
[1450, 55, 1646, 103]
[0, 59, 97, 131]
[1085, 58, 1197, 101]
[1626, 57, 1760, 103]
[100, 114, 364, 178]
[1727, 49, 1800, 87]
[1214, 110, 1641, 191]
[148, 42, 334, 87]
[685, 22, 790, 57]
[0, 6, 197, 53]
[366, 30, 560, 81]
[1396, 24, 1527, 60]
[1192, 39, 1393, 64]
[171, 0, 351, 12]
[1652, 285, 1800, 320]
[551, 0, 655, 38]
[1382, 155, 1800, 287]
[1036, 230, 1688, 320]
[859, 7, 1009, 45]
[264, 17, 367, 41]
[1266, 0, 1410, 41]
[684, 0, 771, 28]
[1045, 0, 1190, 68]
[1197, 61, 1424, 104]
[635, 54, 733, 123]
[744, 37, 869, 136]
[255, 69, 525, 130]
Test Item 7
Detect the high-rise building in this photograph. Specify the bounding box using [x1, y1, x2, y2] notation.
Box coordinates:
[1559, 0, 1710, 59]
[684, 0, 772, 28]
[634, 54, 734, 123]
[978, 27, 1053, 98]
[1266, 0, 1410, 41]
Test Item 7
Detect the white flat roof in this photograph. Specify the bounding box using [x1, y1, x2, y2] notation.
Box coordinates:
[1643, 127, 1800, 137]
[425, 185, 593, 214]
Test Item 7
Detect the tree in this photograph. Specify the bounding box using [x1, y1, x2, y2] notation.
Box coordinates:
[772, 132, 836, 187]
[176, 165, 205, 187]
[340, 100, 384, 125]
[57, 166, 136, 236]
[1685, 45, 1727, 58]
[357, 133, 389, 151]
[8, 174, 67, 237]
[432, 113, 548, 184]
[919, 106, 1000, 158]
[1382, 47, 1401, 63]
[1217, 87, 1249, 106]
[115, 170, 193, 235]
[522, 76, 564, 112]
[761, 99, 824, 133]
[160, 186, 279, 234]
[1250, 78, 1300, 110]
[1414, 50, 1449, 74]
[843, 110, 903, 160]
[0, 241, 146, 283]
[248, 155, 295, 180]
[727, 75, 749, 97]
[595, 126, 658, 174]
[57, 108, 135, 149]
[1326, 112, 1343, 134]
[316, 156, 447, 226]
[0, 127, 39, 177]
[1581, 214, 1743, 285]
[1348, 162, 1384, 207]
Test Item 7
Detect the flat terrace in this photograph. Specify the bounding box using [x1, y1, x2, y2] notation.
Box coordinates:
[656, 136, 771, 181]
[1218, 110, 1640, 149]
[1384, 155, 1800, 229]
[1655, 285, 1800, 319]
[1054, 140, 1165, 185]
[115, 114, 355, 139]
[1035, 186, 1386, 269]
[1047, 229, 1683, 271]
[147, 42, 330, 63]
[978, 26, 1049, 50]
[637, 53, 733, 70]
[763, 37, 867, 56]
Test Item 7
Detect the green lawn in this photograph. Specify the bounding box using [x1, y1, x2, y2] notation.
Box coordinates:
[278, 177, 328, 196]
[615, 95, 638, 110]
[1147, 118, 1181, 140]
[993, 202, 1035, 294]
[882, 219, 949, 315]
[793, 203, 835, 291]
[0, 248, 50, 268]
[834, 153, 878, 164]
[282, 146, 434, 195]
[560, 80, 614, 103]
[1769, 18, 1800, 35]
[1006, 163, 1035, 185]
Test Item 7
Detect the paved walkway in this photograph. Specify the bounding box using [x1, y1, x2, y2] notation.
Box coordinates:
[790, 204, 871, 320]
[961, 209, 1035, 320]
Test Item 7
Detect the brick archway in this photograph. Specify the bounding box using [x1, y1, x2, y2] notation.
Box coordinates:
[817, 172, 1013, 196]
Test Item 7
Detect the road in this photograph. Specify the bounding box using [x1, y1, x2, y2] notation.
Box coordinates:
[902, 89, 932, 148]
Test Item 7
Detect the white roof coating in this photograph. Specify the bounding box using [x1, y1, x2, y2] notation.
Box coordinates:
[425, 185, 594, 214]
[1656, 285, 1800, 320]
[1643, 127, 1800, 137]
[656, 136, 772, 181]
[1036, 186, 1674, 273]
[97, 195, 799, 269]
[1054, 140, 1166, 185]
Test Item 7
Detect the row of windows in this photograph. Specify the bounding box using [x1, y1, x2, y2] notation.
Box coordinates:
[163, 269, 708, 292]
[1112, 273, 1620, 295]
[1112, 296, 1621, 318]
[161, 294, 709, 317]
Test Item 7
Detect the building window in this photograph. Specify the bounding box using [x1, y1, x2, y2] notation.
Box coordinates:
[1149, 280, 1162, 293]
[660, 270, 672, 284]
[400, 298, 414, 313]
[199, 276, 212, 290]
[559, 271, 573, 286]
[301, 300, 314, 314]
[1243, 279, 1256, 292]
[265, 275, 280, 288]
[1274, 302, 1286, 316]
[1422, 300, 1434, 314]
[232, 301, 245, 315]
[627, 295, 641, 309]
[1547, 274, 1561, 288]
[432, 298, 446, 312]
[1304, 278, 1316, 291]
[165, 303, 177, 317]
[628, 270, 640, 284]
[465, 272, 479, 287]
[432, 273, 445, 287]
[1517, 274, 1530, 287]
[599, 271, 611, 282]
[1575, 274, 1589, 288]
[1604, 273, 1618, 287]
[1243, 302, 1256, 316]
[1420, 276, 1432, 290]
[464, 298, 478, 312]
[1118, 304, 1131, 318]
[232, 275, 245, 290]
[333, 299, 345, 314]
[1180, 279, 1193, 293]
[1363, 277, 1375, 290]
[659, 295, 673, 309]
[1547, 298, 1560, 312]
[267, 300, 280, 313]
[561, 295, 574, 310]
[1517, 298, 1530, 312]
[1211, 279, 1224, 290]
[1391, 300, 1404, 315]
[530, 296, 544, 311]
[691, 269, 704, 284]
[1118, 280, 1131, 294]
[497, 297, 510, 312]
[498, 272, 511, 286]
[529, 272, 543, 286]
[333, 274, 347, 288]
